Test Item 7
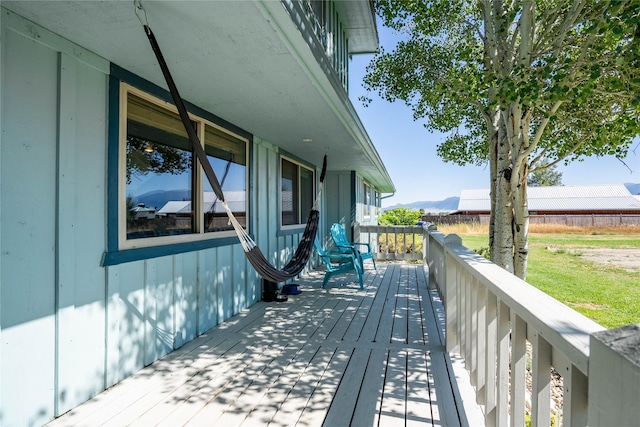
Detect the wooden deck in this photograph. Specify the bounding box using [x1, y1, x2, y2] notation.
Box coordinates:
[47, 263, 481, 426]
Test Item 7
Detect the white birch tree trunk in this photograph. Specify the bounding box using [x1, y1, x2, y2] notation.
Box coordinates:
[512, 164, 529, 279]
[491, 118, 515, 274]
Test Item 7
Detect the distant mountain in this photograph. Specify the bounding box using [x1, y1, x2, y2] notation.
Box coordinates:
[625, 182, 640, 195]
[383, 183, 640, 213]
[384, 196, 460, 213]
[132, 189, 191, 210]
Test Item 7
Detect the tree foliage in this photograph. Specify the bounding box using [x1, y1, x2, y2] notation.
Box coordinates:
[363, 0, 640, 278]
[528, 162, 563, 186]
[126, 136, 191, 184]
[379, 207, 423, 226]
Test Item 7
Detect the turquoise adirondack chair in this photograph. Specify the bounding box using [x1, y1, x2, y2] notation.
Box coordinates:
[314, 238, 363, 289]
[330, 223, 377, 272]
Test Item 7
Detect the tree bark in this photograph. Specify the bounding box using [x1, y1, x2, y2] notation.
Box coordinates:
[512, 162, 529, 279]
[491, 116, 514, 274]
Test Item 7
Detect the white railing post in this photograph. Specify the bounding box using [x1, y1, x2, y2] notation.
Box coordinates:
[421, 224, 430, 266]
[563, 363, 588, 426]
[444, 234, 462, 354]
[588, 324, 640, 426]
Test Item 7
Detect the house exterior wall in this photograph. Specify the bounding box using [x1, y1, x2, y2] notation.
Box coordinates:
[323, 171, 381, 244]
[324, 171, 354, 243]
[0, 10, 319, 426]
[354, 172, 381, 227]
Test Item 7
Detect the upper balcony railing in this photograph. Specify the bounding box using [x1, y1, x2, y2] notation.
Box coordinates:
[287, 0, 350, 91]
[356, 224, 640, 426]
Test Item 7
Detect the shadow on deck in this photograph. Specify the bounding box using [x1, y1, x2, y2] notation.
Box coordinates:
[47, 263, 482, 426]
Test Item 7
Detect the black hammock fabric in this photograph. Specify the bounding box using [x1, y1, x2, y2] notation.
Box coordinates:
[142, 24, 324, 283]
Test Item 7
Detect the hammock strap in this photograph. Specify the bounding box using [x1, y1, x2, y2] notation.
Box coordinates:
[142, 25, 226, 203]
[140, 20, 327, 283]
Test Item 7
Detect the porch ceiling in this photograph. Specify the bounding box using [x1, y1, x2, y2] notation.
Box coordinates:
[3, 0, 394, 192]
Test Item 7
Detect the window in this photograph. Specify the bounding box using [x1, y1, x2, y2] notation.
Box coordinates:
[281, 157, 315, 227]
[120, 84, 248, 248]
[363, 181, 371, 217]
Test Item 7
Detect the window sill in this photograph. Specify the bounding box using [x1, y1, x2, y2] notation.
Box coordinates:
[277, 225, 307, 236]
[102, 235, 242, 266]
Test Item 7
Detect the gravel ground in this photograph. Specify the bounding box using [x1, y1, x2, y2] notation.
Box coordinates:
[579, 248, 640, 272]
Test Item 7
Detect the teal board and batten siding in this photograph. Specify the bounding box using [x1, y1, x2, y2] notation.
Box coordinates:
[2, 10, 110, 426]
[0, 10, 316, 426]
[323, 171, 354, 243]
[323, 171, 379, 244]
[354, 173, 380, 226]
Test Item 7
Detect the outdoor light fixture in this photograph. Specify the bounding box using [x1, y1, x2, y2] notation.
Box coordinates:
[144, 143, 154, 153]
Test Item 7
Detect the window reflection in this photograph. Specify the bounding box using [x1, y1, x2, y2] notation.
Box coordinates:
[281, 158, 314, 226]
[203, 124, 247, 232]
[122, 88, 250, 244]
[126, 94, 194, 239]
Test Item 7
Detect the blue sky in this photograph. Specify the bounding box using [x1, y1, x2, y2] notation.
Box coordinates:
[348, 24, 640, 207]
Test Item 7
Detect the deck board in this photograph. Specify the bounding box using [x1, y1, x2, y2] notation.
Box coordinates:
[47, 263, 482, 427]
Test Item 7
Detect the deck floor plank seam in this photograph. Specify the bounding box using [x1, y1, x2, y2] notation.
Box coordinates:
[124, 338, 283, 426]
[408, 264, 427, 345]
[294, 346, 354, 427]
[358, 264, 395, 343]
[46, 263, 481, 427]
[230, 344, 320, 426]
[340, 267, 386, 342]
[322, 347, 372, 426]
[207, 343, 323, 427]
[392, 265, 410, 344]
[375, 264, 402, 343]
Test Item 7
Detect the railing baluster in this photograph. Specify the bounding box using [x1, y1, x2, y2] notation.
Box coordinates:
[531, 330, 552, 427]
[473, 278, 488, 405]
[445, 249, 459, 353]
[511, 313, 527, 427]
[471, 276, 479, 388]
[564, 364, 588, 426]
[465, 271, 473, 373]
[459, 267, 467, 362]
[481, 287, 494, 413]
[419, 224, 609, 427]
[497, 300, 510, 427]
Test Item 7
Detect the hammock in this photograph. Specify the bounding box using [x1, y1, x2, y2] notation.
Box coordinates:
[138, 17, 325, 283]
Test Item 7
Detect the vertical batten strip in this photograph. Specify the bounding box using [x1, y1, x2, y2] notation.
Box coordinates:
[55, 51, 77, 416]
[143, 259, 156, 365]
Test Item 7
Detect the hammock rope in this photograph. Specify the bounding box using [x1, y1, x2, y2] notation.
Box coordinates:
[137, 9, 325, 283]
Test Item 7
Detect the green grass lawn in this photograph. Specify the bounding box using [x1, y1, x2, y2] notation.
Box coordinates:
[459, 233, 640, 328]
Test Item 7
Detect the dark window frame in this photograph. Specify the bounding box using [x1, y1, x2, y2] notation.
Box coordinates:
[279, 155, 316, 233]
[103, 65, 253, 266]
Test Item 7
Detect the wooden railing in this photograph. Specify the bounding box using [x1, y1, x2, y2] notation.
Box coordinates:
[357, 224, 425, 261]
[359, 224, 640, 426]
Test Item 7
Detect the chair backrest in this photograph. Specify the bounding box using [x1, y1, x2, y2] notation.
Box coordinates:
[330, 223, 349, 246]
